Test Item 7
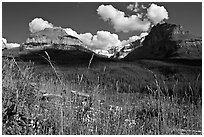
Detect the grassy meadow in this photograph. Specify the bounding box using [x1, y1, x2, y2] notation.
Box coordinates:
[2, 51, 202, 135]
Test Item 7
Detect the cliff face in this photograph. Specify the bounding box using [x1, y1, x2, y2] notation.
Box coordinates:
[112, 38, 142, 59]
[123, 23, 202, 60]
[24, 28, 83, 50]
[20, 28, 114, 63]
[21, 23, 201, 61]
[23, 28, 120, 59]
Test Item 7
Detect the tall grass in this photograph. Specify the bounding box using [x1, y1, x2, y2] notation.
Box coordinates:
[2, 57, 202, 135]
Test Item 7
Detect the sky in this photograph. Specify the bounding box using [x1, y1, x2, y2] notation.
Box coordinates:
[2, 2, 202, 49]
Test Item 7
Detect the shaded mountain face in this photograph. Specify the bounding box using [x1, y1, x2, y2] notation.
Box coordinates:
[123, 23, 202, 60]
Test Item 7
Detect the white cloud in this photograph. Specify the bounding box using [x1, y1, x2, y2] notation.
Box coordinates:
[97, 4, 151, 33]
[78, 33, 93, 46]
[136, 13, 143, 19]
[91, 31, 121, 50]
[62, 27, 122, 50]
[28, 17, 149, 51]
[98, 3, 169, 32]
[127, 4, 134, 11]
[127, 2, 140, 12]
[147, 3, 169, 25]
[29, 18, 54, 33]
[63, 28, 93, 47]
[82, 31, 149, 50]
[141, 4, 147, 9]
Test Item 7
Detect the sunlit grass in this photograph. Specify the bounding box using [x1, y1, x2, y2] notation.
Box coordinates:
[2, 57, 202, 135]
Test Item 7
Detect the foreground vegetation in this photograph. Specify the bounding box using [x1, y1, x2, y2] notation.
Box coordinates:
[2, 56, 202, 135]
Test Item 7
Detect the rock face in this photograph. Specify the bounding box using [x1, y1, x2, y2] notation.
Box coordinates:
[20, 23, 201, 62]
[19, 27, 113, 64]
[123, 23, 202, 60]
[113, 38, 143, 59]
[23, 28, 117, 59]
[24, 28, 83, 50]
[2, 38, 7, 49]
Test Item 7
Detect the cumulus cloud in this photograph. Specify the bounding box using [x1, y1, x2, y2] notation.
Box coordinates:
[63, 29, 93, 47]
[79, 31, 149, 50]
[147, 4, 169, 25]
[127, 3, 134, 11]
[141, 4, 147, 9]
[97, 5, 151, 33]
[91, 31, 121, 50]
[97, 3, 169, 33]
[127, 2, 140, 12]
[63, 28, 122, 50]
[28, 17, 149, 50]
[28, 2, 169, 50]
[29, 18, 54, 33]
[78, 33, 93, 46]
[127, 2, 147, 12]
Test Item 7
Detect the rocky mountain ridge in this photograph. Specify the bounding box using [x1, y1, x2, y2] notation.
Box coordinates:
[13, 23, 202, 61]
[24, 28, 83, 50]
[121, 23, 202, 60]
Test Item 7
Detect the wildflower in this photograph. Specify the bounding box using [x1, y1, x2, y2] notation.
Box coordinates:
[130, 120, 136, 125]
[34, 104, 39, 109]
[89, 107, 95, 111]
[82, 101, 87, 106]
[124, 119, 136, 128]
[115, 106, 122, 112]
[109, 105, 114, 111]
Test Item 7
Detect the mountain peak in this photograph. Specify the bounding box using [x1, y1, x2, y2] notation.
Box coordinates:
[24, 27, 83, 50]
[122, 23, 202, 60]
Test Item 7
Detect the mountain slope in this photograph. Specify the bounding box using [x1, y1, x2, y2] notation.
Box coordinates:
[3, 23, 202, 63]
[24, 27, 84, 50]
[4, 27, 113, 63]
[123, 23, 202, 60]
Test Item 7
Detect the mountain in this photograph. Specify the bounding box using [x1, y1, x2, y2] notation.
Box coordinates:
[24, 27, 86, 51]
[22, 27, 118, 59]
[2, 23, 201, 105]
[3, 23, 202, 63]
[121, 23, 202, 60]
[2, 38, 6, 49]
[5, 27, 113, 64]
[112, 37, 144, 59]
